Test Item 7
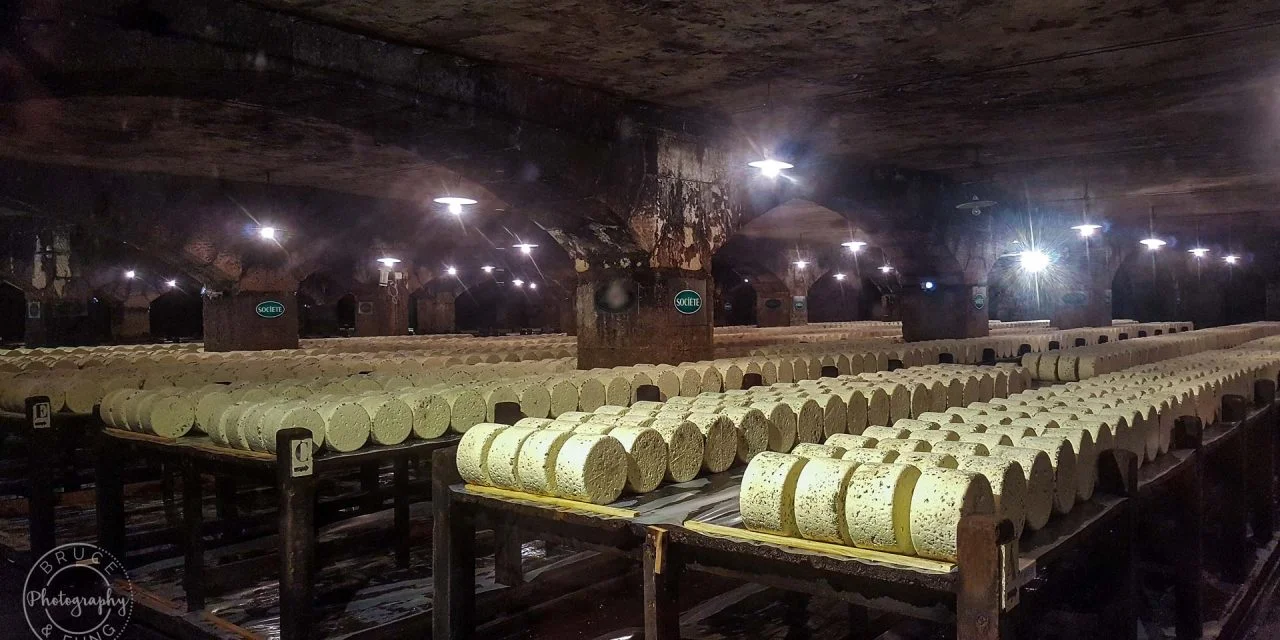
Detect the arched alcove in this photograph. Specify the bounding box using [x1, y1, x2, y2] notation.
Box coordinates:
[149, 288, 202, 340]
[807, 272, 861, 322]
[336, 294, 357, 334]
[0, 283, 25, 343]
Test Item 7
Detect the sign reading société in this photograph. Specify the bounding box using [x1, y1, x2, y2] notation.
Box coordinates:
[674, 290, 703, 315]
[255, 301, 285, 318]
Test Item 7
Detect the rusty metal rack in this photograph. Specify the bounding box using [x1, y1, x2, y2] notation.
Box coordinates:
[433, 384, 1280, 640]
[96, 425, 459, 640]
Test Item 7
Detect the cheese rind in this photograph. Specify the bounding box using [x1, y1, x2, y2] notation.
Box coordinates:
[457, 423, 507, 486]
[610, 426, 668, 494]
[908, 468, 995, 562]
[516, 428, 574, 494]
[793, 457, 859, 544]
[741, 452, 809, 537]
[844, 463, 920, 554]
[553, 434, 628, 504]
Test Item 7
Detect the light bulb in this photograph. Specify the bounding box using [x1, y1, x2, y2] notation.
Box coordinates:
[1140, 238, 1166, 250]
[529, 283, 537, 290]
[434, 196, 477, 215]
[842, 241, 867, 253]
[446, 266, 457, 276]
[747, 158, 793, 178]
[834, 273, 846, 281]
[1019, 250, 1050, 273]
[482, 265, 495, 273]
[1224, 254, 1240, 264]
[1189, 248, 1209, 258]
[124, 270, 136, 279]
[1071, 223, 1101, 238]
[923, 280, 936, 290]
[166, 279, 177, 288]
[878, 265, 893, 274]
[377, 257, 401, 267]
[512, 279, 524, 287]
[259, 226, 277, 240]
[793, 260, 808, 269]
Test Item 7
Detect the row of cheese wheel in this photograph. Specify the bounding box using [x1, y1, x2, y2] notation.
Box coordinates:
[1024, 322, 1280, 382]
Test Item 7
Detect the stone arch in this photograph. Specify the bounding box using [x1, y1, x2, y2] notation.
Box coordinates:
[148, 286, 202, 340]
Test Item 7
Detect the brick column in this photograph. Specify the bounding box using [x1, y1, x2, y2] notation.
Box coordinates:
[901, 283, 989, 341]
[354, 287, 410, 337]
[576, 268, 712, 369]
[203, 291, 299, 351]
[112, 294, 153, 342]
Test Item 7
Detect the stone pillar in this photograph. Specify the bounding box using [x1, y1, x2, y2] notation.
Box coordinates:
[559, 296, 577, 335]
[789, 294, 809, 326]
[203, 291, 299, 351]
[576, 268, 713, 369]
[355, 287, 410, 337]
[414, 293, 455, 334]
[112, 294, 153, 342]
[901, 283, 989, 342]
[755, 290, 791, 327]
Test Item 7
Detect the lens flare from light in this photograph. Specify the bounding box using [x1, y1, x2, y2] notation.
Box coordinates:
[512, 279, 525, 287]
[166, 279, 178, 288]
[842, 241, 867, 253]
[514, 243, 537, 255]
[793, 260, 808, 269]
[446, 266, 457, 276]
[259, 226, 277, 240]
[1140, 238, 1167, 250]
[124, 270, 136, 279]
[434, 197, 477, 215]
[529, 283, 537, 290]
[1189, 247, 1209, 258]
[482, 265, 494, 273]
[377, 257, 402, 267]
[1224, 254, 1240, 265]
[834, 273, 846, 281]
[1019, 250, 1051, 273]
[878, 265, 893, 274]
[1071, 224, 1101, 237]
[747, 158, 793, 178]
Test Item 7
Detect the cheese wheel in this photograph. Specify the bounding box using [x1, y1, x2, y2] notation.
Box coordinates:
[315, 399, 373, 452]
[825, 434, 877, 450]
[649, 417, 705, 483]
[894, 418, 940, 431]
[441, 388, 486, 433]
[985, 425, 1037, 441]
[553, 434, 628, 504]
[573, 421, 617, 435]
[781, 397, 824, 444]
[909, 468, 995, 562]
[546, 379, 580, 418]
[751, 402, 798, 452]
[1016, 436, 1078, 515]
[838, 389, 869, 434]
[917, 411, 963, 424]
[1054, 428, 1097, 501]
[790, 443, 845, 459]
[793, 457, 859, 544]
[895, 452, 959, 469]
[988, 446, 1054, 531]
[880, 384, 912, 422]
[610, 426, 668, 494]
[863, 387, 891, 427]
[685, 412, 738, 472]
[554, 411, 594, 424]
[145, 395, 196, 439]
[812, 394, 848, 438]
[233, 399, 281, 450]
[842, 448, 899, 465]
[260, 404, 326, 452]
[576, 377, 607, 412]
[930, 441, 988, 457]
[395, 389, 452, 439]
[720, 406, 771, 463]
[356, 394, 413, 446]
[955, 455, 1028, 537]
[741, 452, 809, 536]
[514, 417, 554, 429]
[486, 426, 541, 490]
[844, 463, 920, 554]
[652, 369, 681, 400]
[876, 438, 931, 454]
[516, 428, 574, 494]
[906, 430, 959, 445]
[862, 426, 910, 440]
[957, 433, 1013, 450]
[512, 381, 552, 419]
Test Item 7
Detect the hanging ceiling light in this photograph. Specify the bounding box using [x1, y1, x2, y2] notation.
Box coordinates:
[434, 196, 478, 215]
[834, 273, 846, 281]
[1071, 224, 1102, 238]
[482, 265, 495, 273]
[747, 158, 793, 178]
[793, 260, 808, 269]
[878, 265, 894, 274]
[1139, 238, 1167, 250]
[529, 283, 538, 290]
[1019, 250, 1051, 273]
[842, 241, 867, 253]
[445, 266, 458, 276]
[512, 279, 525, 287]
[742, 278, 749, 283]
[166, 279, 178, 288]
[1224, 254, 1240, 265]
[513, 243, 537, 255]
[124, 270, 136, 279]
[258, 226, 278, 240]
[922, 280, 936, 290]
[1188, 247, 1209, 258]
[377, 257, 402, 267]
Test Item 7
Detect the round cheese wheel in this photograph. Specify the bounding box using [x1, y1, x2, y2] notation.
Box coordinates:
[894, 418, 940, 431]
[146, 395, 196, 439]
[955, 456, 1028, 537]
[751, 402, 797, 452]
[685, 412, 739, 471]
[458, 423, 508, 485]
[216, 402, 258, 450]
[1016, 436, 1078, 515]
[909, 468, 995, 562]
[793, 457, 859, 544]
[554, 434, 628, 504]
[812, 394, 848, 439]
[514, 417, 555, 429]
[440, 388, 486, 433]
[988, 446, 1054, 531]
[516, 428, 575, 494]
[825, 434, 877, 450]
[906, 430, 959, 445]
[790, 443, 845, 459]
[985, 425, 1037, 441]
[260, 404, 326, 452]
[1054, 428, 1098, 501]
[876, 439, 931, 454]
[512, 381, 552, 419]
[396, 390, 453, 439]
[895, 452, 958, 469]
[781, 397, 824, 444]
[546, 379, 580, 418]
[917, 411, 963, 424]
[842, 448, 899, 465]
[486, 426, 541, 490]
[863, 387, 891, 427]
[356, 394, 413, 446]
[958, 433, 1013, 450]
[838, 389, 869, 434]
[844, 463, 920, 554]
[573, 421, 618, 435]
[316, 399, 373, 452]
[720, 407, 770, 463]
[649, 417, 705, 483]
[611, 426, 668, 494]
[741, 452, 809, 537]
[930, 441, 988, 457]
[862, 426, 910, 440]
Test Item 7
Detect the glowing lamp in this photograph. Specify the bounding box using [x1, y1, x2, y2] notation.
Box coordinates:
[1188, 248, 1209, 258]
[833, 273, 846, 281]
[512, 279, 525, 287]
[446, 266, 458, 276]
[377, 257, 402, 267]
[258, 226, 277, 240]
[1140, 238, 1166, 250]
[434, 196, 477, 215]
[842, 241, 867, 253]
[747, 158, 793, 178]
[1224, 254, 1240, 265]
[1019, 250, 1051, 273]
[878, 265, 894, 274]
[124, 270, 136, 279]
[1071, 224, 1101, 238]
